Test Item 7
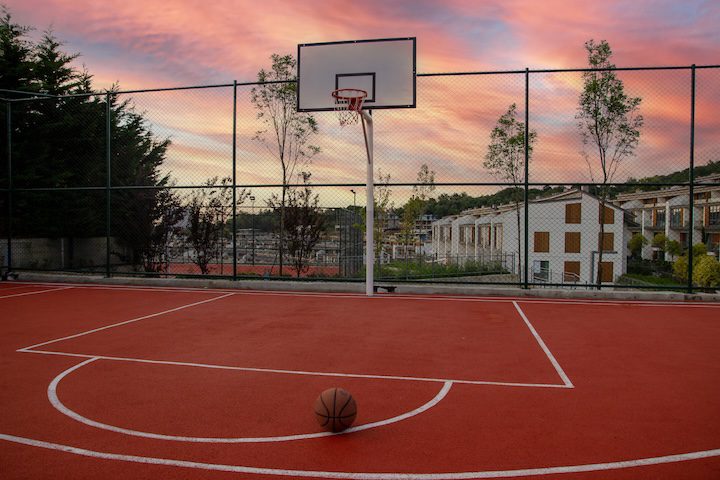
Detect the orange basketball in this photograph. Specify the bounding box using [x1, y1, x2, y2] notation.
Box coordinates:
[313, 387, 357, 433]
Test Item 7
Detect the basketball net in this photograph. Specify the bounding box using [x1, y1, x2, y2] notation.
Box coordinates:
[332, 88, 367, 126]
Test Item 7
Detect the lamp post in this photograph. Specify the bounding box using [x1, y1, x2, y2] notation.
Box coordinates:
[250, 196, 256, 266]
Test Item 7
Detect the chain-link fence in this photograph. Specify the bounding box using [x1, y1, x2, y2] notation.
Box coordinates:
[1, 65, 719, 291]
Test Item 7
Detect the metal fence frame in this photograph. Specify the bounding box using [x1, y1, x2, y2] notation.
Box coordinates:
[1, 64, 719, 291]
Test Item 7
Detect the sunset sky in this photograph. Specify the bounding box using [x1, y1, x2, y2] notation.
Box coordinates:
[6, 0, 720, 206]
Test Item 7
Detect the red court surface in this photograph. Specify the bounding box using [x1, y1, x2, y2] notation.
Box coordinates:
[1, 281, 719, 479]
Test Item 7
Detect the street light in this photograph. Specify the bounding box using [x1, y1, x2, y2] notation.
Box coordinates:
[350, 189, 356, 209]
[250, 196, 256, 266]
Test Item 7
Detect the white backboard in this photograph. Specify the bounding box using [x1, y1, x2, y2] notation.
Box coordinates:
[297, 37, 416, 112]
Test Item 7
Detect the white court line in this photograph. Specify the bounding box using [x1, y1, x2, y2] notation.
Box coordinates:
[1, 433, 719, 479]
[23, 349, 568, 389]
[513, 302, 573, 388]
[15, 281, 720, 307]
[0, 284, 38, 293]
[17, 293, 235, 351]
[0, 286, 73, 300]
[48, 357, 453, 443]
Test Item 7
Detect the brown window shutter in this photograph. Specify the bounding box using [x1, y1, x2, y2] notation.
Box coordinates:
[599, 261, 614, 283]
[598, 232, 614, 252]
[706, 206, 710, 226]
[565, 232, 581, 253]
[565, 203, 581, 224]
[599, 204, 614, 224]
[534, 232, 549, 252]
[564, 261, 580, 281]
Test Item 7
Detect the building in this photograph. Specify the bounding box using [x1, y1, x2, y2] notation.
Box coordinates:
[615, 174, 720, 259]
[432, 189, 627, 284]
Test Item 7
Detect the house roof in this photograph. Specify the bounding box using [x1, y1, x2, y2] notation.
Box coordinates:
[615, 174, 720, 202]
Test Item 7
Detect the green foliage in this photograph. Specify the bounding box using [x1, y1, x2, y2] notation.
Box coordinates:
[628, 233, 648, 257]
[399, 164, 436, 248]
[666, 239, 682, 259]
[651, 233, 668, 250]
[270, 172, 325, 278]
[251, 53, 320, 275]
[693, 255, 720, 288]
[693, 242, 707, 257]
[484, 103, 537, 185]
[424, 187, 564, 218]
[1, 7, 177, 271]
[376, 258, 507, 280]
[672, 243, 712, 284]
[673, 255, 688, 281]
[185, 177, 248, 275]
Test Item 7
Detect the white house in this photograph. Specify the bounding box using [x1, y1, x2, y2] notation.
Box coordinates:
[615, 174, 720, 259]
[432, 189, 627, 284]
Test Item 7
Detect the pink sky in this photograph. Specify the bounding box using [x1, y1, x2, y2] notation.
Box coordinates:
[6, 0, 720, 205]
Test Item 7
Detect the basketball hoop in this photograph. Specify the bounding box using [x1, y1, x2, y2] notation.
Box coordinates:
[331, 88, 367, 126]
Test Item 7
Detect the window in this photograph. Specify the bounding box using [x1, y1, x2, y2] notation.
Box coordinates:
[670, 207, 684, 227]
[565, 203, 581, 224]
[565, 232, 581, 253]
[599, 261, 614, 283]
[599, 232, 614, 252]
[534, 231, 549, 253]
[564, 261, 580, 282]
[533, 260, 550, 282]
[493, 225, 503, 249]
[599, 205, 615, 224]
[654, 209, 666, 228]
[710, 205, 720, 226]
[694, 192, 711, 201]
[459, 226, 465, 243]
[643, 198, 656, 205]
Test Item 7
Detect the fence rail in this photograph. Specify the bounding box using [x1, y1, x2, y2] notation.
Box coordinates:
[2, 64, 719, 292]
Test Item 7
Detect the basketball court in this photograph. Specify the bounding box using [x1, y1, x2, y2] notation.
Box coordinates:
[1, 281, 719, 479]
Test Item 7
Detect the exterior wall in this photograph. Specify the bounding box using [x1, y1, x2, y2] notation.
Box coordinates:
[431, 191, 627, 284]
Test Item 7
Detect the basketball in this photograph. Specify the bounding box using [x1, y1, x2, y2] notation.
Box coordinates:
[313, 388, 357, 433]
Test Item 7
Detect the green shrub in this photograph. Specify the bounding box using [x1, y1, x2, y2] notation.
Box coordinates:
[673, 255, 688, 281]
[666, 239, 682, 259]
[693, 255, 720, 288]
[628, 233, 648, 258]
[651, 233, 668, 250]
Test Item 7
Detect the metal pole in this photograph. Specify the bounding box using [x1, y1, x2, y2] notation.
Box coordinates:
[688, 65, 696, 293]
[232, 80, 238, 280]
[523, 68, 530, 289]
[105, 93, 112, 277]
[6, 102, 12, 272]
[251, 196, 256, 266]
[361, 110, 374, 297]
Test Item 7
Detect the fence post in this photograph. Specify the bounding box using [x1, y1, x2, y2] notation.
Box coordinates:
[105, 93, 112, 278]
[6, 102, 11, 272]
[523, 68, 530, 289]
[687, 65, 696, 293]
[232, 80, 238, 280]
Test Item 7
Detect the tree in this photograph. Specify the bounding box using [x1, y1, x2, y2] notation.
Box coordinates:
[693, 255, 720, 289]
[251, 54, 320, 276]
[665, 239, 682, 261]
[1, 8, 178, 273]
[271, 172, 325, 277]
[628, 233, 648, 258]
[372, 170, 393, 264]
[484, 103, 537, 277]
[185, 177, 248, 274]
[400, 164, 436, 257]
[577, 39, 643, 287]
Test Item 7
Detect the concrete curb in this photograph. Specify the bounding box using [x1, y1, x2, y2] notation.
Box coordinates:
[11, 272, 720, 302]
